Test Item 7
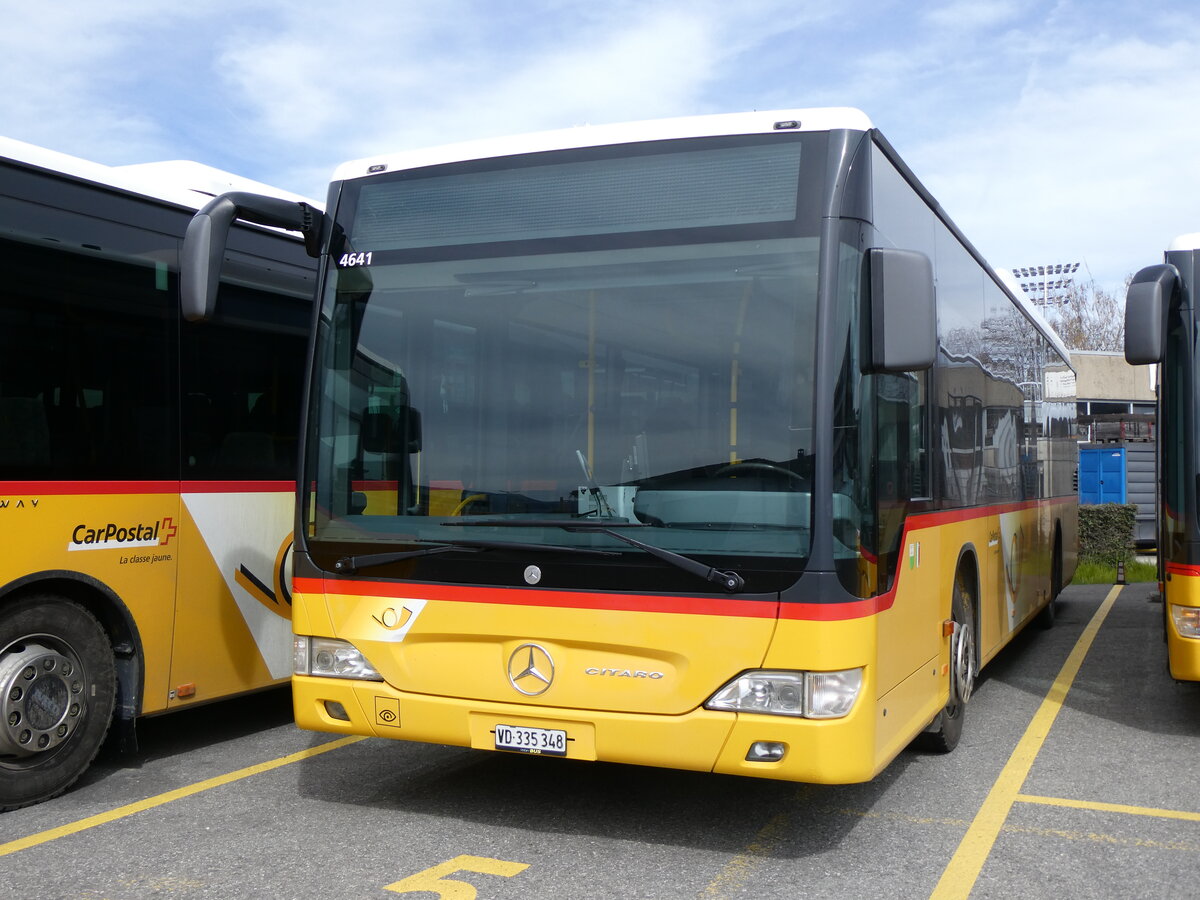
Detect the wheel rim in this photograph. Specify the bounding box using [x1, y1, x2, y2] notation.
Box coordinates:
[950, 616, 976, 706]
[0, 636, 88, 763]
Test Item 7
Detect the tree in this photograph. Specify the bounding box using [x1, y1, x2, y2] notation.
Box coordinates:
[1045, 279, 1127, 352]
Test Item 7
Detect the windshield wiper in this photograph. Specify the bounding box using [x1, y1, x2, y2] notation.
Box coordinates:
[334, 542, 472, 573]
[334, 538, 619, 573]
[443, 519, 745, 593]
[444, 518, 647, 528]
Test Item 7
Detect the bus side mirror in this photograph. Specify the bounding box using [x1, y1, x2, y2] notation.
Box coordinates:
[1124, 264, 1178, 365]
[181, 192, 323, 322]
[865, 247, 936, 373]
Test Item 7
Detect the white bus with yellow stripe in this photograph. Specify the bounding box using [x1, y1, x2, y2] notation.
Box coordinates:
[0, 138, 315, 809]
[184, 109, 1077, 784]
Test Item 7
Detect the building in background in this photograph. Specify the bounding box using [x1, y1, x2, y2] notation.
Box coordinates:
[1073, 350, 1157, 547]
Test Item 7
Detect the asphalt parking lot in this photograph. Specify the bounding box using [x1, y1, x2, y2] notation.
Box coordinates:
[2, 582, 1197, 899]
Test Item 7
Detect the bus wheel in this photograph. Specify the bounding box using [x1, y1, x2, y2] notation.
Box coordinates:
[0, 596, 117, 811]
[920, 572, 976, 753]
[1036, 535, 1062, 630]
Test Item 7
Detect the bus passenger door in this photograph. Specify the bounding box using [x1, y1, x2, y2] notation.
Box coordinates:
[169, 314, 305, 707]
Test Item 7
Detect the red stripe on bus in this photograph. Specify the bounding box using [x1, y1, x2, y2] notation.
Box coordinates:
[903, 496, 1073, 530]
[0, 480, 293, 495]
[1165, 562, 1200, 578]
[181, 481, 294, 493]
[778, 596, 893, 621]
[295, 573, 892, 621]
[293, 577, 779, 619]
[775, 497, 1073, 621]
[0, 480, 181, 495]
[294, 495, 1073, 622]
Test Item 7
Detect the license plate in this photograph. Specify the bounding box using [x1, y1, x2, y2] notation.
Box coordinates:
[494, 723, 568, 756]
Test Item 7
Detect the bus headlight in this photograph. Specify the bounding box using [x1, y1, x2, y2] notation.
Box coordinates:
[705, 668, 862, 719]
[1170, 605, 1200, 639]
[293, 636, 384, 681]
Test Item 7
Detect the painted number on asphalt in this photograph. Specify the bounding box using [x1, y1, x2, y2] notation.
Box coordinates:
[385, 855, 530, 899]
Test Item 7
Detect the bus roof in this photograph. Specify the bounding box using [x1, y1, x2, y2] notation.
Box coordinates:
[0, 135, 317, 210]
[332, 107, 875, 183]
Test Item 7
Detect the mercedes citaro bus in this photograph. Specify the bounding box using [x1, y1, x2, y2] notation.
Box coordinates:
[182, 108, 1076, 784]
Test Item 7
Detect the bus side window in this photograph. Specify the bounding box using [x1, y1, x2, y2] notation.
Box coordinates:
[180, 295, 306, 481]
[0, 396, 49, 466]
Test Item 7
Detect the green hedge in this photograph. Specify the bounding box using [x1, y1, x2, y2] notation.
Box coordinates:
[1079, 503, 1137, 565]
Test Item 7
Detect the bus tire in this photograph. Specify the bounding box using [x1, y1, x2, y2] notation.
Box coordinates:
[0, 595, 117, 811]
[1036, 533, 1063, 630]
[919, 570, 976, 753]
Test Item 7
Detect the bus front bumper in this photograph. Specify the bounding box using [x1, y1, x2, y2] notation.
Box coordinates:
[292, 675, 886, 784]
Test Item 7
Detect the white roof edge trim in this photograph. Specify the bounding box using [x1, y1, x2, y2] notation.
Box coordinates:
[995, 268, 1073, 369]
[333, 107, 874, 182]
[0, 135, 320, 210]
[1168, 232, 1200, 252]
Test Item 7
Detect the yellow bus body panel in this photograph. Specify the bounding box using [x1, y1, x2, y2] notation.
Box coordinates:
[0, 488, 180, 713]
[1165, 572, 1200, 681]
[0, 484, 293, 715]
[307, 586, 777, 714]
[169, 489, 295, 706]
[292, 498, 1075, 783]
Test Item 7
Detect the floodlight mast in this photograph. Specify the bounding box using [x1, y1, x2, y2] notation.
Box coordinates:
[1013, 262, 1081, 317]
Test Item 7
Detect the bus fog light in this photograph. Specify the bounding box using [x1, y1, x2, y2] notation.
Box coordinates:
[706, 671, 806, 716]
[746, 741, 787, 762]
[302, 637, 383, 681]
[804, 668, 862, 719]
[1170, 605, 1200, 638]
[323, 700, 351, 721]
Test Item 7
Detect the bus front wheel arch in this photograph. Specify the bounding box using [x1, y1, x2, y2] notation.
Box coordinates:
[0, 594, 117, 811]
[919, 564, 977, 753]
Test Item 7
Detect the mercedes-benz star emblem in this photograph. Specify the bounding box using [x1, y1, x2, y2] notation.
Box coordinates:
[507, 643, 555, 696]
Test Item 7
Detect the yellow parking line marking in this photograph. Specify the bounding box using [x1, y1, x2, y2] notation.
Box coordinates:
[818, 804, 1200, 853]
[929, 585, 1122, 900]
[1016, 793, 1200, 823]
[700, 811, 794, 897]
[701, 788, 810, 897]
[1005, 821, 1200, 852]
[0, 735, 366, 858]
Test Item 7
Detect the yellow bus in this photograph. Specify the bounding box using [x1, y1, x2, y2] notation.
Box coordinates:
[184, 109, 1077, 784]
[0, 138, 316, 809]
[1126, 234, 1200, 680]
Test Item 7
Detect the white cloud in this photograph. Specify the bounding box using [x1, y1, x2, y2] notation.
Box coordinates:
[2, 0, 1196, 295]
[922, 0, 1030, 32]
[210, 0, 828, 192]
[907, 24, 1200, 294]
[0, 1, 279, 163]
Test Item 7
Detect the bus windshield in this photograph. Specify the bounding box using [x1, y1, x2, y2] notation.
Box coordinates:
[305, 133, 829, 593]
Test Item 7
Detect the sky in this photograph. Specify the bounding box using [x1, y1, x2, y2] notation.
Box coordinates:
[2, 0, 1197, 298]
